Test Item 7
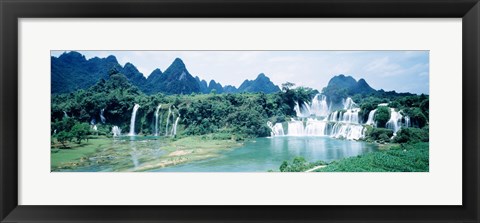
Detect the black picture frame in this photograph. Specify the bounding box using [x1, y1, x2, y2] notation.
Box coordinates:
[1, 0, 479, 222]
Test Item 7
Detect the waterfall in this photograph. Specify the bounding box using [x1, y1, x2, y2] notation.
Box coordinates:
[287, 119, 306, 136]
[280, 118, 365, 140]
[154, 104, 162, 136]
[128, 104, 140, 136]
[327, 107, 360, 124]
[267, 96, 415, 141]
[92, 125, 98, 131]
[112, 126, 122, 137]
[90, 118, 96, 125]
[404, 116, 410, 128]
[267, 121, 285, 136]
[294, 94, 329, 118]
[270, 96, 367, 140]
[305, 119, 327, 136]
[172, 116, 180, 136]
[267, 97, 417, 141]
[330, 123, 365, 140]
[386, 108, 403, 135]
[310, 94, 329, 117]
[294, 102, 311, 118]
[340, 108, 361, 124]
[343, 97, 357, 110]
[100, 109, 106, 124]
[366, 109, 377, 126]
[328, 111, 339, 122]
[165, 106, 172, 136]
[63, 111, 69, 118]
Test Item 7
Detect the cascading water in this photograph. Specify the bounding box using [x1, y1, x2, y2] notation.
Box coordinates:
[270, 96, 408, 141]
[305, 119, 327, 136]
[112, 126, 122, 137]
[287, 119, 305, 136]
[128, 104, 140, 136]
[343, 97, 357, 110]
[100, 109, 106, 124]
[154, 104, 162, 136]
[366, 109, 377, 126]
[267, 121, 285, 136]
[63, 111, 69, 118]
[340, 108, 361, 124]
[328, 111, 339, 122]
[294, 102, 311, 118]
[172, 116, 180, 136]
[386, 108, 403, 135]
[165, 106, 172, 136]
[330, 123, 365, 140]
[275, 96, 367, 140]
[404, 116, 410, 128]
[310, 94, 329, 117]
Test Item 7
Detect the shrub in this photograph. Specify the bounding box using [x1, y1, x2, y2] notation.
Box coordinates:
[279, 157, 327, 172]
[378, 133, 390, 142]
[393, 127, 429, 143]
[365, 127, 394, 142]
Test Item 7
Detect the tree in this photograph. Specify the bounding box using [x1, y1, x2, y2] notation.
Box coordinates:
[374, 106, 391, 128]
[281, 82, 295, 92]
[56, 131, 73, 148]
[52, 117, 76, 134]
[70, 123, 91, 144]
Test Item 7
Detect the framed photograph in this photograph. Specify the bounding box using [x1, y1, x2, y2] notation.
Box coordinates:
[1, 0, 479, 222]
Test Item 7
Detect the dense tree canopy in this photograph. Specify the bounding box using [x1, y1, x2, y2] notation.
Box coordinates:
[52, 71, 319, 140]
[374, 106, 391, 128]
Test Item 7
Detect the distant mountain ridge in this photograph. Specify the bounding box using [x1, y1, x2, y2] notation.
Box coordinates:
[51, 52, 124, 93]
[51, 51, 281, 95]
[237, 73, 281, 93]
[324, 74, 376, 95]
[322, 74, 414, 104]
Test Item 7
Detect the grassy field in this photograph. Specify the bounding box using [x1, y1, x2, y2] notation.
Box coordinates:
[315, 142, 429, 172]
[51, 136, 111, 167]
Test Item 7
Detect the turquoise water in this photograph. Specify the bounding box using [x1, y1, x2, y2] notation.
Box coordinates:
[152, 136, 378, 172]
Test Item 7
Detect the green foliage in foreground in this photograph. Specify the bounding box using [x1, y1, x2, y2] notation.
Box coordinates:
[364, 127, 394, 143]
[279, 157, 327, 172]
[315, 143, 429, 172]
[393, 127, 429, 143]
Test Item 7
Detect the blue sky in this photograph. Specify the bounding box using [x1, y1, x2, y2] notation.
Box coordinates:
[51, 50, 429, 94]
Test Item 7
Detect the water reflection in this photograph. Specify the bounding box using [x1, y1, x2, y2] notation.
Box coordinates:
[129, 141, 139, 168]
[155, 136, 378, 172]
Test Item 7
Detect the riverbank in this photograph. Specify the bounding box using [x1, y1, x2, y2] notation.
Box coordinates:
[51, 135, 243, 171]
